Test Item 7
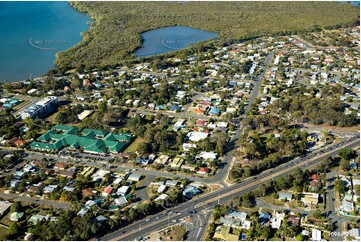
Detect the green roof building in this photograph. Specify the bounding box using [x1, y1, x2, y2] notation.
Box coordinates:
[30, 125, 131, 154]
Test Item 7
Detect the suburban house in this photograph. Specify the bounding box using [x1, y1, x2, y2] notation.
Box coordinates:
[158, 185, 167, 194]
[0, 201, 12, 217]
[102, 187, 113, 197]
[127, 174, 142, 182]
[219, 210, 251, 230]
[312, 229, 322, 241]
[82, 188, 95, 197]
[197, 167, 209, 175]
[301, 193, 319, 205]
[170, 157, 184, 168]
[287, 215, 300, 227]
[154, 155, 169, 165]
[278, 192, 293, 201]
[213, 225, 239, 241]
[117, 186, 130, 196]
[271, 212, 285, 229]
[182, 185, 201, 198]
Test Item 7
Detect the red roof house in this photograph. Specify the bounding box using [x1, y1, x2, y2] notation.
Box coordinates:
[54, 163, 68, 170]
[82, 188, 94, 197]
[197, 167, 209, 175]
[15, 139, 27, 147]
[311, 174, 319, 182]
[102, 187, 113, 196]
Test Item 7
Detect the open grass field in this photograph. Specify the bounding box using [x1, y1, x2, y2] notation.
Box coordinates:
[160, 225, 187, 241]
[124, 137, 143, 153]
[0, 226, 8, 240]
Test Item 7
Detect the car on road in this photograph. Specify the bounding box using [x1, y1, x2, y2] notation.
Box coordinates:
[190, 210, 197, 214]
[172, 219, 177, 223]
[156, 217, 159, 219]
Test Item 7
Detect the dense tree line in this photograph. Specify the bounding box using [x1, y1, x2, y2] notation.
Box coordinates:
[269, 86, 358, 127]
[0, 112, 18, 139]
[232, 107, 311, 181]
[54, 2, 359, 71]
[55, 104, 88, 124]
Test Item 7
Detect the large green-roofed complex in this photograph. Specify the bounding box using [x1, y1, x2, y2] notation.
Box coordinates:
[30, 125, 132, 154]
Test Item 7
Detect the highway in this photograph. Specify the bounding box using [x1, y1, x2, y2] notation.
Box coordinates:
[100, 137, 359, 241]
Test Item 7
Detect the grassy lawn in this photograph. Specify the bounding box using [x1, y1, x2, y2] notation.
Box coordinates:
[186, 119, 195, 128]
[147, 185, 158, 199]
[260, 133, 271, 139]
[160, 225, 187, 241]
[12, 100, 29, 111]
[0, 226, 8, 240]
[204, 184, 221, 195]
[0, 212, 12, 226]
[46, 112, 58, 124]
[239, 206, 259, 213]
[124, 137, 143, 153]
[262, 194, 283, 206]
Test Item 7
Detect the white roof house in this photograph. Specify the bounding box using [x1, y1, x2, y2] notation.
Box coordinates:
[154, 194, 169, 202]
[114, 197, 128, 206]
[183, 143, 197, 151]
[92, 169, 110, 181]
[187, 131, 208, 142]
[113, 177, 123, 185]
[77, 110, 94, 121]
[165, 180, 179, 187]
[43, 185, 57, 193]
[197, 151, 218, 160]
[312, 229, 322, 241]
[278, 192, 293, 201]
[271, 212, 285, 229]
[0, 201, 12, 216]
[158, 185, 167, 193]
[341, 199, 354, 212]
[117, 186, 130, 196]
[127, 174, 141, 182]
[217, 122, 228, 128]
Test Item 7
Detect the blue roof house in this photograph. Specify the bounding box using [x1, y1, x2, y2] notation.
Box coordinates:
[209, 107, 220, 116]
[155, 105, 166, 110]
[259, 212, 271, 224]
[169, 105, 182, 112]
[182, 186, 201, 198]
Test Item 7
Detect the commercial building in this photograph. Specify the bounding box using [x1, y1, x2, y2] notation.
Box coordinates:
[29, 125, 132, 155]
[21, 96, 58, 119]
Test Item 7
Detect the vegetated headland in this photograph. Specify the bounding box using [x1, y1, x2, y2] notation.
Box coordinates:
[54, 1, 359, 72]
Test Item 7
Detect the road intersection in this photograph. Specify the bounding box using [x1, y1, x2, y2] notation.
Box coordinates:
[100, 138, 359, 241]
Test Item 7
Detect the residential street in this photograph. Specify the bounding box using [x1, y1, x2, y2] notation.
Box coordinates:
[0, 192, 71, 210]
[100, 138, 359, 241]
[326, 172, 353, 241]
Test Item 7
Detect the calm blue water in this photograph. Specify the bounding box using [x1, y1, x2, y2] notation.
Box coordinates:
[348, 1, 360, 6]
[0, 2, 90, 82]
[339, 1, 360, 7]
[135, 26, 218, 57]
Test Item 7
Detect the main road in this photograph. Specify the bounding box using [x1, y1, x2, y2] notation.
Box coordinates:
[100, 137, 359, 241]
